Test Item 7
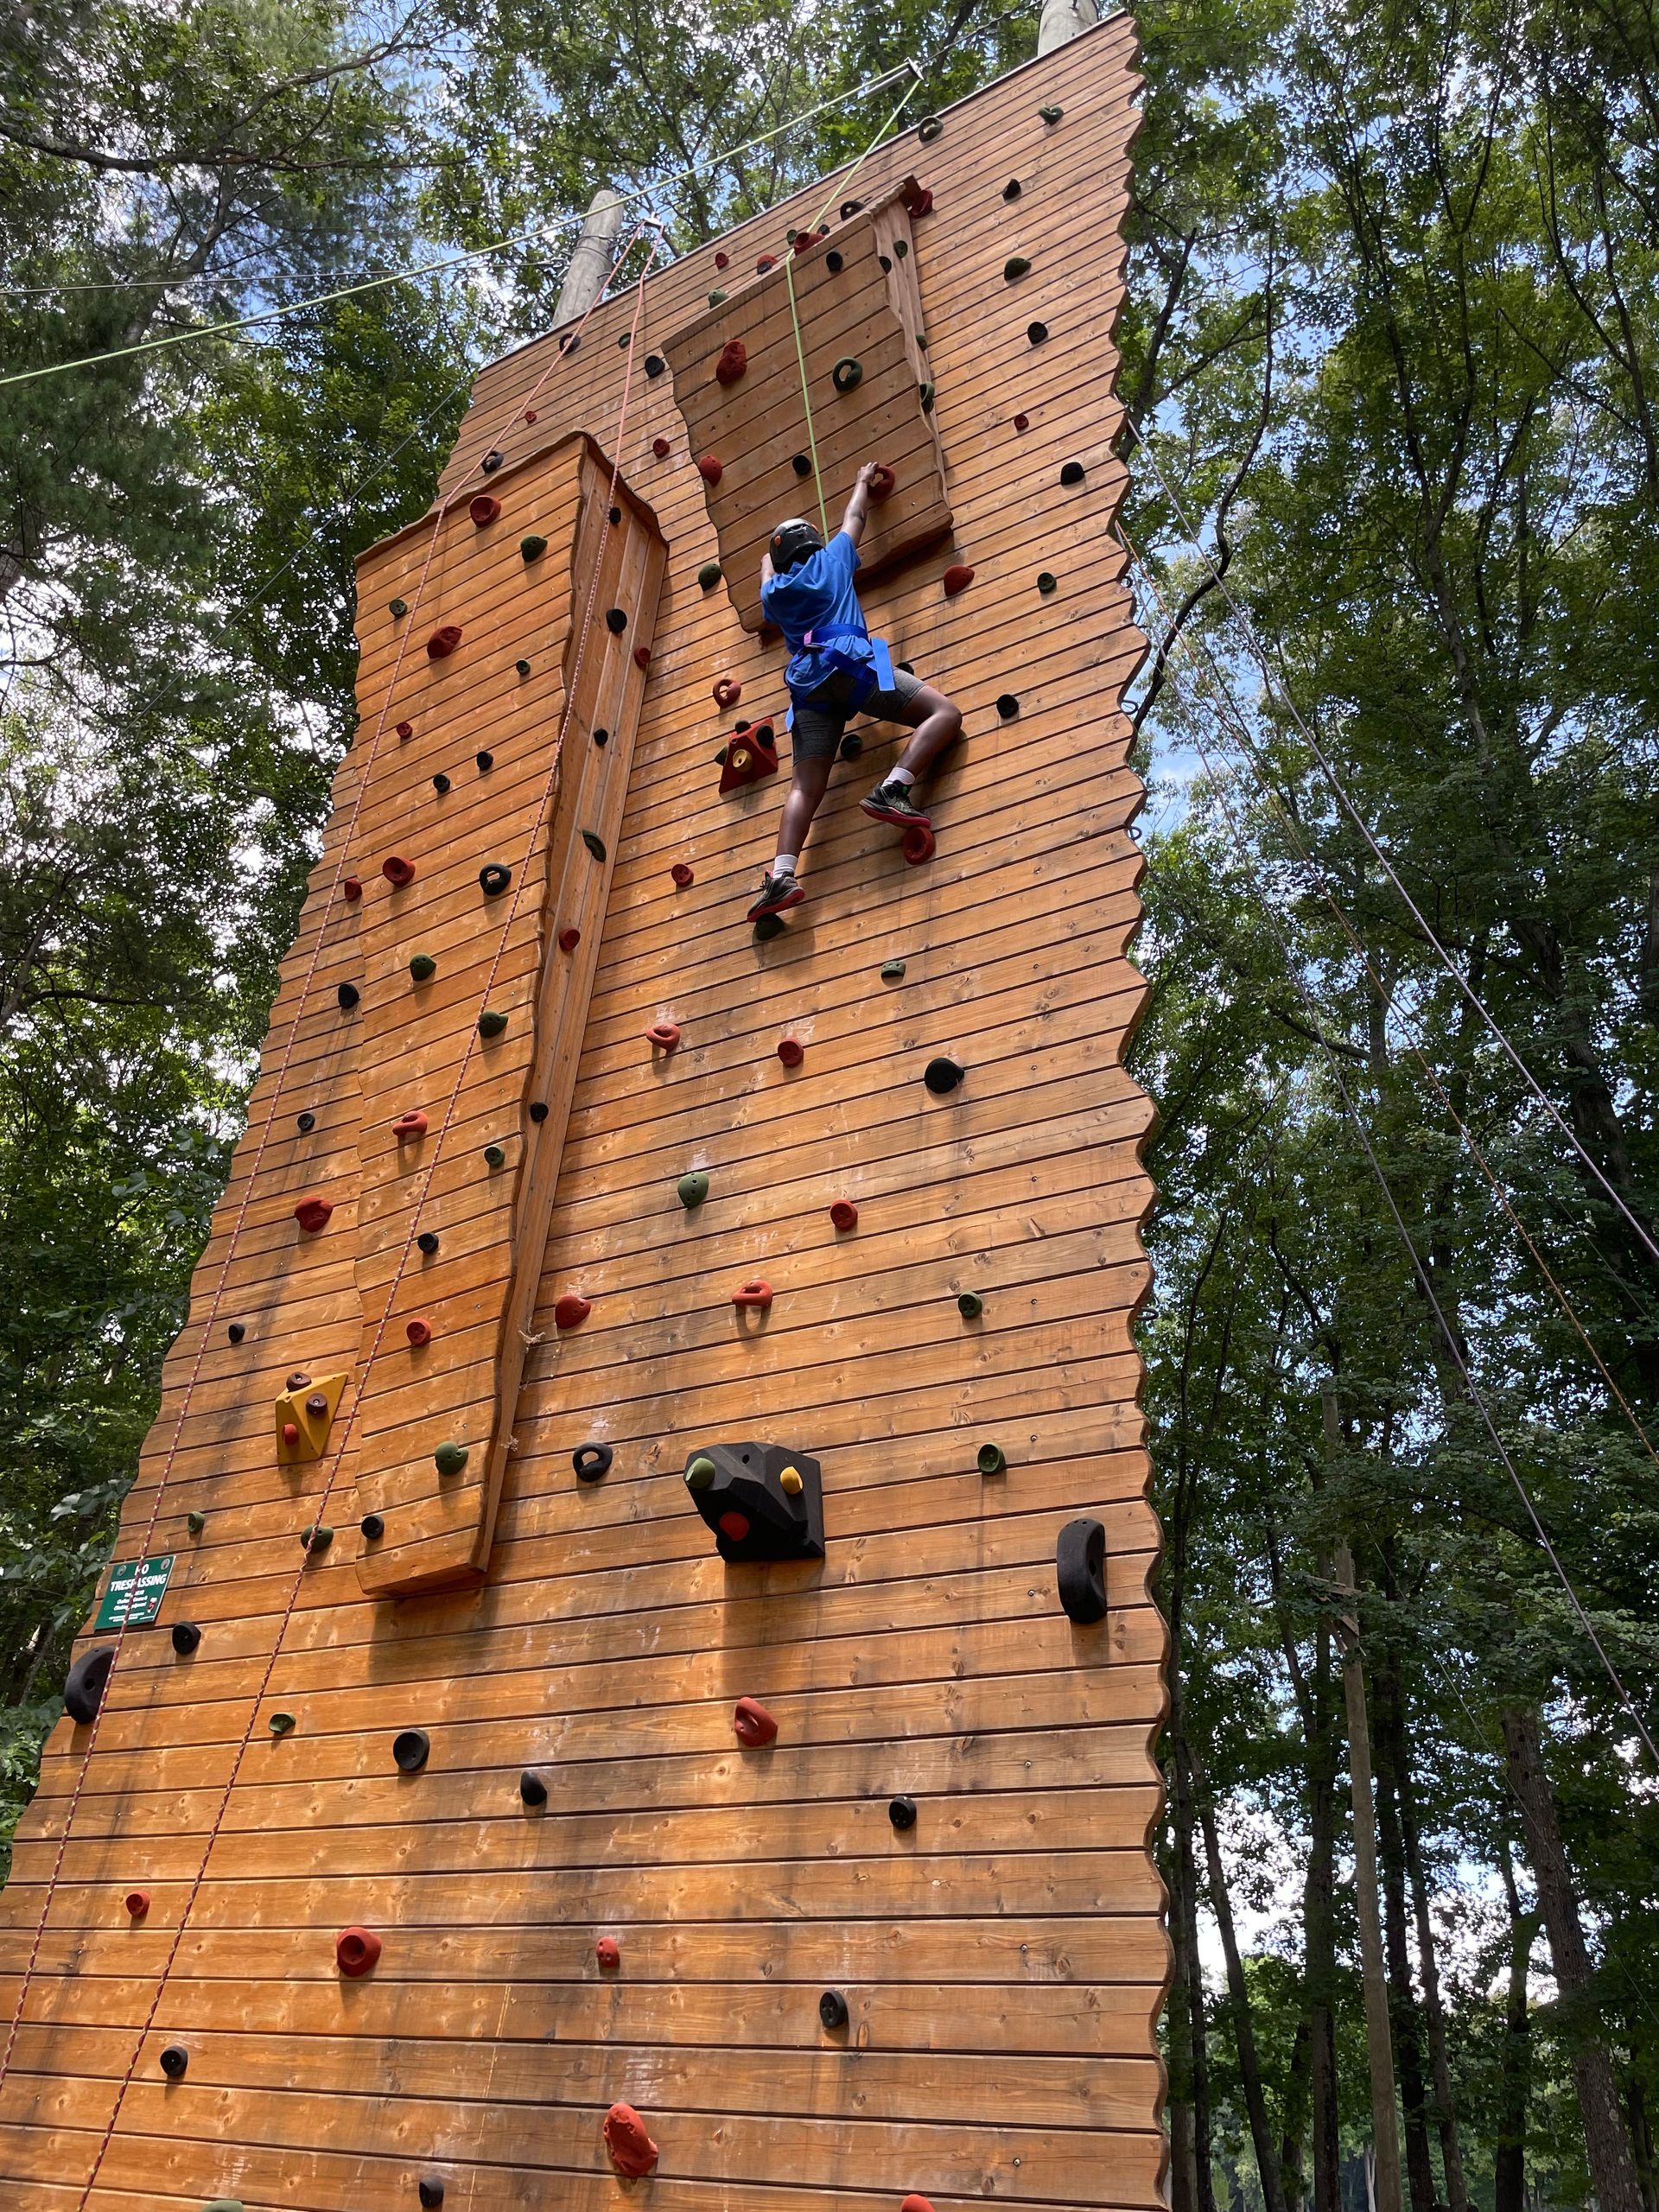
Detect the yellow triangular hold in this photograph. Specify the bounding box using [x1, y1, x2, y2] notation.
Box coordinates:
[274, 1371, 351, 1465]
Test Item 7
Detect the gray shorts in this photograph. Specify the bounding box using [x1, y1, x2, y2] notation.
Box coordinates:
[791, 664, 925, 761]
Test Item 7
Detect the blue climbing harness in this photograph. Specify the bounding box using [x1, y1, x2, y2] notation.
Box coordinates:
[788, 620, 896, 721]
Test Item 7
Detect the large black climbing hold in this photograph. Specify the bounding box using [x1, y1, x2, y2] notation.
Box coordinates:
[593, 727, 609, 747]
[483, 1143, 506, 1168]
[476, 749, 493, 772]
[888, 1794, 918, 1831]
[361, 1514, 385, 1540]
[420, 2183, 446, 2209]
[416, 1231, 440, 1255]
[996, 694, 1020, 720]
[227, 1321, 245, 1343]
[337, 982, 360, 1010]
[573, 1442, 613, 1484]
[1027, 321, 1049, 345]
[1037, 570, 1058, 594]
[605, 607, 628, 633]
[170, 1622, 201, 1656]
[582, 830, 607, 862]
[1060, 460, 1086, 486]
[698, 563, 722, 591]
[1057, 1517, 1109, 1623]
[683, 1442, 825, 1563]
[918, 380, 935, 412]
[791, 453, 813, 477]
[826, 250, 843, 272]
[645, 353, 665, 377]
[432, 772, 451, 794]
[1039, 102, 1064, 123]
[918, 114, 944, 142]
[481, 448, 504, 473]
[819, 1990, 849, 2031]
[753, 912, 786, 943]
[480, 862, 512, 897]
[840, 198, 862, 219]
[296, 1111, 316, 1133]
[159, 2044, 188, 2080]
[1003, 177, 1022, 200]
[519, 1770, 548, 1807]
[1004, 255, 1032, 281]
[64, 1644, 116, 1724]
[839, 731, 862, 761]
[924, 1056, 964, 1095]
[832, 358, 863, 394]
[410, 953, 436, 982]
[393, 1728, 430, 1773]
[529, 1100, 550, 1122]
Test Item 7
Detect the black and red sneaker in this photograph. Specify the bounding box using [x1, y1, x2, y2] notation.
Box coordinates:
[860, 779, 931, 829]
[747, 868, 805, 922]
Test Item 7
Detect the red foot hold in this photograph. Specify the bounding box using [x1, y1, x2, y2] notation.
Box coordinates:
[396, 721, 414, 741]
[777, 1037, 804, 1067]
[697, 454, 723, 486]
[633, 645, 652, 670]
[524, 407, 538, 423]
[755, 252, 778, 273]
[282, 1421, 300, 1448]
[671, 861, 694, 887]
[604, 2103, 658, 2178]
[294, 1197, 334, 1234]
[903, 823, 936, 865]
[124, 1889, 150, 1918]
[336, 1926, 382, 1978]
[719, 720, 779, 793]
[715, 339, 747, 385]
[868, 463, 896, 500]
[733, 1279, 773, 1312]
[902, 2197, 937, 2212]
[715, 251, 730, 270]
[830, 1199, 859, 1231]
[342, 877, 363, 903]
[382, 855, 416, 887]
[1014, 412, 1030, 431]
[427, 625, 462, 659]
[733, 1695, 779, 1747]
[469, 494, 501, 526]
[405, 1318, 433, 1346]
[555, 1294, 591, 1331]
[900, 180, 934, 217]
[595, 1935, 621, 1972]
[391, 1111, 429, 1139]
[713, 676, 742, 709]
[558, 926, 582, 952]
[652, 435, 671, 458]
[647, 1020, 681, 1052]
[943, 563, 975, 597]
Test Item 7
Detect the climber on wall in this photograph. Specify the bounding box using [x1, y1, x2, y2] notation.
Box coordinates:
[747, 460, 963, 922]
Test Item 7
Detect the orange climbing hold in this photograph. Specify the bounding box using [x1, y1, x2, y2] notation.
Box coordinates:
[336, 1926, 382, 1978]
[391, 1111, 428, 1139]
[604, 2104, 658, 2178]
[944, 563, 975, 596]
[697, 454, 723, 486]
[647, 1020, 681, 1052]
[733, 1695, 779, 1746]
[715, 339, 747, 385]
[555, 1294, 591, 1331]
[294, 1197, 333, 1233]
[469, 494, 501, 526]
[733, 1279, 774, 1311]
[595, 1936, 621, 1971]
[902, 2197, 937, 2212]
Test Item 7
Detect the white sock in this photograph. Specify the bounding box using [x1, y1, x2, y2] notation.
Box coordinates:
[773, 854, 798, 877]
[887, 764, 917, 788]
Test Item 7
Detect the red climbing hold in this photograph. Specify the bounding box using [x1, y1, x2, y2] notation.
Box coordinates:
[555, 1294, 591, 1331]
[715, 339, 747, 385]
[336, 1926, 382, 1978]
[604, 2104, 658, 2178]
[719, 720, 779, 793]
[713, 675, 742, 709]
[294, 1197, 334, 1234]
[777, 1037, 805, 1068]
[868, 462, 896, 500]
[715, 250, 730, 270]
[558, 926, 582, 952]
[391, 1111, 429, 1139]
[633, 645, 652, 670]
[671, 861, 695, 887]
[697, 454, 723, 486]
[652, 435, 671, 458]
[382, 855, 416, 887]
[124, 1889, 150, 1918]
[733, 1279, 774, 1312]
[524, 408, 538, 423]
[943, 563, 975, 597]
[1014, 411, 1030, 431]
[469, 494, 501, 526]
[733, 1695, 779, 1747]
[342, 877, 363, 903]
[427, 625, 462, 659]
[719, 1510, 752, 1541]
[282, 1421, 301, 1448]
[830, 1199, 859, 1231]
[595, 1935, 621, 1972]
[902, 2197, 937, 2212]
[901, 180, 934, 216]
[647, 1020, 681, 1052]
[396, 720, 414, 741]
[903, 823, 937, 866]
[755, 252, 777, 273]
[405, 1318, 433, 1347]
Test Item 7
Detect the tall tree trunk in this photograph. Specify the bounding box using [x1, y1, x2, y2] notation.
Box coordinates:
[1493, 1842, 1536, 2212]
[1627, 2080, 1657, 2212]
[1169, 1711, 1217, 2212]
[1398, 1739, 1470, 2212]
[1166, 1808, 1200, 2212]
[1371, 1658, 1441, 2212]
[1501, 1707, 1643, 2212]
[1281, 2009, 1312, 2212]
[1306, 1624, 1343, 2212]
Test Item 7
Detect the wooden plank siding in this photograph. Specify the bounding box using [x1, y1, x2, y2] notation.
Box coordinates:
[0, 18, 1164, 2212]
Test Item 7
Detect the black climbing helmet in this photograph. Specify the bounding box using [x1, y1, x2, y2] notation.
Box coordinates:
[769, 518, 823, 574]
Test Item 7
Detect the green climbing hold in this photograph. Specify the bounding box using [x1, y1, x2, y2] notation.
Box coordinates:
[976, 1443, 1007, 1476]
[918, 115, 944, 142]
[677, 1171, 709, 1209]
[409, 953, 436, 982]
[478, 1010, 509, 1039]
[698, 563, 722, 591]
[753, 912, 786, 943]
[484, 1143, 506, 1168]
[517, 658, 532, 677]
[685, 1454, 717, 1490]
[187, 1510, 206, 1535]
[918, 380, 935, 412]
[1037, 571, 1058, 594]
[880, 959, 906, 982]
[957, 1292, 984, 1319]
[268, 1712, 296, 1736]
[832, 358, 864, 394]
[709, 288, 728, 306]
[389, 598, 408, 618]
[301, 1524, 334, 1554]
[582, 829, 607, 861]
[894, 238, 909, 259]
[521, 535, 547, 562]
[1004, 255, 1032, 281]
[1039, 103, 1064, 123]
[435, 1442, 470, 1477]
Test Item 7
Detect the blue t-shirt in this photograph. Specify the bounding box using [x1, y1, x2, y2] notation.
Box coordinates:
[761, 531, 874, 697]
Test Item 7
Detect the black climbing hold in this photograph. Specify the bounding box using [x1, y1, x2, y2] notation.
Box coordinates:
[839, 198, 862, 219]
[435, 1442, 469, 1477]
[791, 454, 813, 477]
[609, 505, 622, 525]
[878, 253, 893, 273]
[826, 250, 843, 272]
[476, 749, 493, 771]
[888, 1795, 918, 1831]
[1027, 322, 1049, 345]
[996, 694, 1020, 720]
[64, 1644, 116, 1724]
[393, 1728, 430, 1774]
[1004, 255, 1032, 281]
[1037, 571, 1058, 594]
[582, 830, 607, 861]
[618, 331, 632, 348]
[918, 380, 935, 412]
[918, 115, 944, 142]
[480, 862, 512, 896]
[605, 607, 628, 633]
[593, 727, 609, 747]
[529, 1100, 550, 1123]
[957, 1291, 984, 1319]
[1060, 460, 1085, 486]
[410, 953, 436, 982]
[977, 1443, 1007, 1476]
[558, 331, 580, 355]
[516, 658, 531, 677]
[419, 2183, 445, 2209]
[645, 353, 665, 377]
[573, 1441, 613, 1484]
[269, 1711, 296, 1735]
[361, 1514, 385, 1539]
[484, 1144, 506, 1168]
[481, 448, 504, 473]
[159, 2044, 188, 2080]
[1003, 177, 1022, 200]
[1057, 1516, 1109, 1623]
[433, 772, 451, 794]
[924, 1056, 964, 1095]
[296, 1111, 315, 1133]
[520, 1770, 548, 1807]
[337, 982, 360, 1010]
[227, 1321, 245, 1343]
[682, 1441, 825, 1563]
[416, 1231, 440, 1255]
[819, 1990, 849, 2031]
[1039, 102, 1064, 123]
[521, 535, 547, 562]
[698, 563, 722, 591]
[170, 1622, 201, 1656]
[389, 598, 408, 618]
[832, 358, 863, 394]
[838, 732, 863, 761]
[753, 912, 786, 943]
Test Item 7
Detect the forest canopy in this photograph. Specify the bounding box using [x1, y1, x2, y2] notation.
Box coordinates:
[1, 0, 1655, 2208]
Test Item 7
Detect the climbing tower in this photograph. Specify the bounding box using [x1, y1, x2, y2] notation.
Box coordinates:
[0, 20, 1164, 2212]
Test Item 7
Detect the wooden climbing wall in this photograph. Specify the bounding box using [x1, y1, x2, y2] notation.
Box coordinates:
[0, 19, 1164, 2212]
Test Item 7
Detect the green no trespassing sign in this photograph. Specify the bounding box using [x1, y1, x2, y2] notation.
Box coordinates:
[94, 1554, 175, 1630]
